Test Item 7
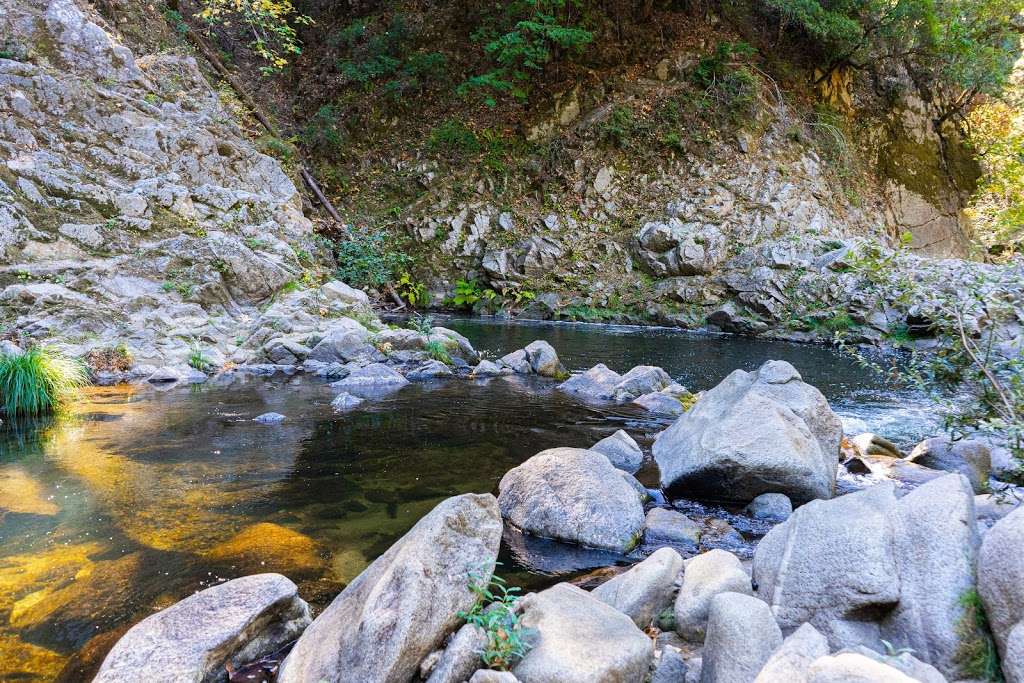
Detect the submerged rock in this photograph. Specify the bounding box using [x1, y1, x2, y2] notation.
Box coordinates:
[331, 392, 364, 411]
[206, 522, 322, 577]
[278, 493, 502, 683]
[513, 583, 653, 683]
[497, 448, 645, 553]
[590, 430, 644, 473]
[94, 574, 311, 683]
[644, 507, 702, 553]
[254, 412, 285, 424]
[653, 360, 842, 503]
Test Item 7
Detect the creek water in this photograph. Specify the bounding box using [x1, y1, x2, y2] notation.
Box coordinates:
[0, 319, 938, 681]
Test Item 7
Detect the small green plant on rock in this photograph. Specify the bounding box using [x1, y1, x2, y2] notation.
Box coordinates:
[458, 564, 532, 671]
[188, 343, 215, 373]
[425, 339, 454, 365]
[0, 346, 87, 417]
[956, 588, 1002, 680]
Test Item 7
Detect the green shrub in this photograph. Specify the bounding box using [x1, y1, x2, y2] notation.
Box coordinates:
[0, 346, 87, 417]
[428, 120, 481, 156]
[302, 106, 346, 153]
[457, 565, 532, 670]
[333, 230, 412, 289]
[188, 343, 215, 373]
[599, 106, 636, 148]
[692, 42, 759, 122]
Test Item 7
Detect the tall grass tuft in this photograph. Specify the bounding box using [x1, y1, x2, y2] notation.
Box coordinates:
[0, 346, 88, 417]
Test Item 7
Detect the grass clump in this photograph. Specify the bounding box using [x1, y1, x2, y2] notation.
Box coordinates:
[0, 346, 87, 417]
[956, 588, 1002, 681]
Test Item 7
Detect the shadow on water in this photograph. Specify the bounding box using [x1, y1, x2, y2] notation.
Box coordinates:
[0, 319, 938, 681]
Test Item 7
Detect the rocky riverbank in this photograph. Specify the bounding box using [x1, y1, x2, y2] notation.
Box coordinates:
[87, 355, 1024, 683]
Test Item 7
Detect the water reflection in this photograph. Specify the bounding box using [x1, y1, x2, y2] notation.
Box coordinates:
[0, 320, 939, 680]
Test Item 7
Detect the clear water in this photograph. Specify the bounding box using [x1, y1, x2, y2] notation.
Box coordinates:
[0, 319, 938, 681]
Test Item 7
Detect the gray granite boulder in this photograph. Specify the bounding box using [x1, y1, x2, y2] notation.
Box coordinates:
[701, 592, 782, 683]
[472, 359, 508, 377]
[634, 392, 685, 416]
[406, 360, 454, 380]
[612, 366, 673, 401]
[644, 507, 702, 553]
[331, 392, 364, 411]
[745, 493, 793, 521]
[513, 583, 653, 683]
[557, 364, 623, 400]
[653, 360, 842, 503]
[94, 574, 311, 683]
[500, 349, 533, 374]
[753, 623, 829, 683]
[498, 448, 645, 553]
[524, 340, 566, 377]
[906, 437, 991, 493]
[425, 624, 488, 683]
[278, 494, 503, 683]
[675, 549, 752, 641]
[331, 363, 409, 391]
[590, 430, 644, 473]
[979, 505, 1024, 682]
[754, 475, 978, 678]
[308, 319, 373, 363]
[592, 547, 683, 628]
[804, 653, 917, 682]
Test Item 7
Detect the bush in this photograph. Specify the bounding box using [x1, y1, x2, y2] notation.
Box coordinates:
[333, 230, 412, 289]
[195, 0, 313, 73]
[457, 565, 532, 670]
[0, 346, 87, 417]
[692, 42, 759, 122]
[428, 120, 481, 156]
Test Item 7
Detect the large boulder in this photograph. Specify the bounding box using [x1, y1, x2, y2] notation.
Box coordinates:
[590, 430, 644, 473]
[804, 653, 918, 682]
[512, 583, 654, 683]
[906, 437, 991, 493]
[978, 505, 1024, 682]
[592, 547, 683, 628]
[653, 360, 842, 503]
[753, 475, 978, 678]
[611, 366, 672, 401]
[278, 494, 503, 683]
[497, 448, 645, 553]
[675, 549, 752, 641]
[330, 363, 410, 392]
[753, 623, 829, 683]
[701, 592, 782, 683]
[94, 574, 311, 683]
[558, 364, 672, 402]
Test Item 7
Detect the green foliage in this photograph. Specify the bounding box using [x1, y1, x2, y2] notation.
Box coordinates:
[333, 230, 412, 289]
[428, 120, 481, 156]
[0, 346, 87, 417]
[424, 339, 454, 365]
[956, 588, 1002, 680]
[302, 106, 346, 153]
[458, 565, 532, 671]
[406, 313, 434, 334]
[196, 0, 313, 73]
[451, 279, 498, 309]
[692, 42, 759, 121]
[188, 343, 215, 373]
[333, 14, 447, 101]
[763, 0, 1024, 104]
[395, 272, 430, 307]
[599, 106, 636, 148]
[459, 0, 593, 104]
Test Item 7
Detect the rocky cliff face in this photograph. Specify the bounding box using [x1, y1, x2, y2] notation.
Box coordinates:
[0, 0, 322, 365]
